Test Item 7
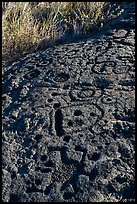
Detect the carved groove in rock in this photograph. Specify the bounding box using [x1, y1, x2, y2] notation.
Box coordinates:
[55, 109, 64, 136]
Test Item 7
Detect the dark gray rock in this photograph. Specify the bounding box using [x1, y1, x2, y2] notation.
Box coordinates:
[2, 2, 135, 202]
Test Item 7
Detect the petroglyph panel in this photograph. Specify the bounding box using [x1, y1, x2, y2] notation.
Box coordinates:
[2, 2, 135, 202]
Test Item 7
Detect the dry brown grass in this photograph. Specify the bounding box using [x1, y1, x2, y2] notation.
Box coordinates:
[2, 2, 124, 64]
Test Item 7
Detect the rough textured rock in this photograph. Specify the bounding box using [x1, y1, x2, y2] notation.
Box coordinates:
[2, 2, 135, 202]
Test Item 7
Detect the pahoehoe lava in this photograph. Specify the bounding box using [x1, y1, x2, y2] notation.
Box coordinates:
[2, 2, 135, 202]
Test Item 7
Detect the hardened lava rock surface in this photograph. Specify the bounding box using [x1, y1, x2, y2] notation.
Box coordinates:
[2, 2, 135, 202]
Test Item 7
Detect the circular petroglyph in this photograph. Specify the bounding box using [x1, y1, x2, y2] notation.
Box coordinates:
[24, 69, 41, 80]
[101, 95, 115, 104]
[92, 61, 116, 75]
[54, 73, 70, 82]
[69, 89, 95, 101]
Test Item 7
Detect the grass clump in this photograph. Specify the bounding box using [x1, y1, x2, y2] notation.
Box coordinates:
[2, 2, 124, 64]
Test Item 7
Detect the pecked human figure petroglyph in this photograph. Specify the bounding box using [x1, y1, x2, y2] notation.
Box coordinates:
[2, 2, 135, 202]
